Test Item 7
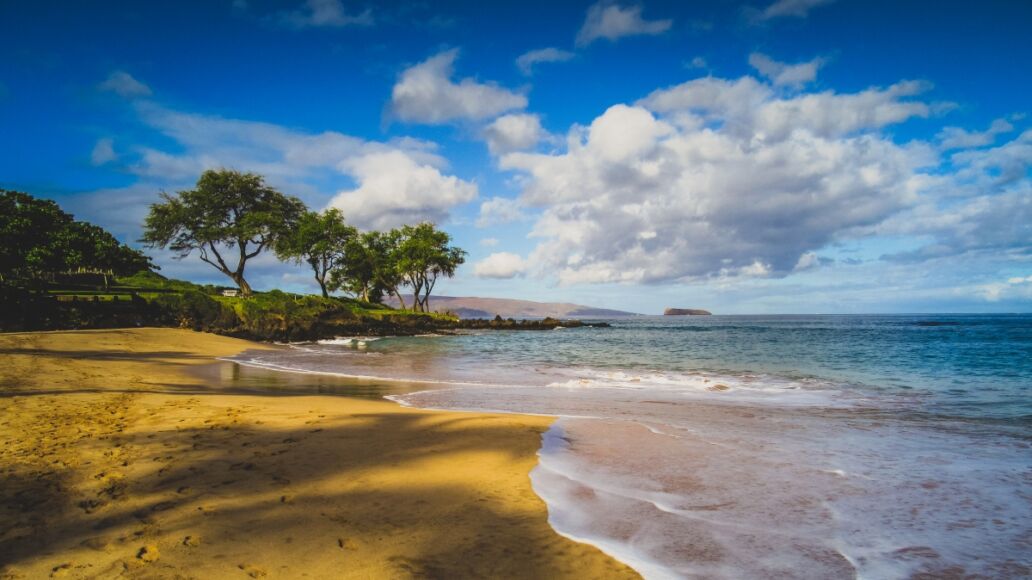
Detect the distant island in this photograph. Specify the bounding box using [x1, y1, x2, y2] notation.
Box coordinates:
[664, 308, 712, 316]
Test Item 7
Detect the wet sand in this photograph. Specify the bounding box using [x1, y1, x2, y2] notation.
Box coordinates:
[0, 328, 637, 579]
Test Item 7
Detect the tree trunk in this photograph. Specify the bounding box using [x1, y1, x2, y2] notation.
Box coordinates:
[316, 275, 329, 298]
[233, 274, 253, 296]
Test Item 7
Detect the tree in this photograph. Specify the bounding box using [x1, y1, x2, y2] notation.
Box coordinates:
[0, 189, 153, 284]
[330, 230, 401, 304]
[141, 169, 305, 296]
[58, 223, 142, 286]
[395, 223, 466, 312]
[57, 222, 154, 287]
[274, 209, 357, 298]
[0, 190, 72, 280]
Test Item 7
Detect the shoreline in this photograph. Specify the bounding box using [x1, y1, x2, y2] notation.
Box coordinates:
[0, 328, 637, 579]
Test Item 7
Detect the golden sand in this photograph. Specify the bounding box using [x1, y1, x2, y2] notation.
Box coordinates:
[0, 328, 637, 579]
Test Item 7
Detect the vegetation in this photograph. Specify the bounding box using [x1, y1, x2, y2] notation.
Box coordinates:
[395, 223, 466, 312]
[0, 189, 153, 285]
[141, 169, 465, 308]
[332, 230, 397, 303]
[274, 208, 357, 298]
[141, 170, 305, 296]
[1, 171, 570, 339]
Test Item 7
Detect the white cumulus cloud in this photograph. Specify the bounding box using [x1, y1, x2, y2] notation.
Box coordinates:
[501, 75, 941, 285]
[639, 76, 933, 141]
[476, 196, 527, 228]
[576, 2, 672, 47]
[328, 150, 478, 230]
[483, 113, 546, 155]
[71, 101, 467, 242]
[474, 252, 528, 279]
[390, 49, 527, 124]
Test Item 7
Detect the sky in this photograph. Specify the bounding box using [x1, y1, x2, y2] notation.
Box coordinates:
[1, 0, 1031, 314]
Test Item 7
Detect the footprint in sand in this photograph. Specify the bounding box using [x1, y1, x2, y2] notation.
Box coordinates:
[238, 563, 267, 577]
[137, 545, 160, 563]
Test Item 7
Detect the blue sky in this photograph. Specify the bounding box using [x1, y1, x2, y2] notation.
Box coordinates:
[2, 0, 1031, 313]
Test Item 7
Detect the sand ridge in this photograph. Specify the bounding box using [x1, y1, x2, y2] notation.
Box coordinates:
[0, 328, 638, 579]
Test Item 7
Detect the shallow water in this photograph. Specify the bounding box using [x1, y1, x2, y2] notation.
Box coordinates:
[227, 315, 1032, 579]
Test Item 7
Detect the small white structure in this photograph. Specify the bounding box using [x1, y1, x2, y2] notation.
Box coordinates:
[221, 289, 239, 297]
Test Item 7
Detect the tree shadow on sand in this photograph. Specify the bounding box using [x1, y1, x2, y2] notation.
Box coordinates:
[0, 399, 637, 579]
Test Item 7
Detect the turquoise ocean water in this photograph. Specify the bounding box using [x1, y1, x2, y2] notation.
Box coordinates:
[229, 315, 1032, 578]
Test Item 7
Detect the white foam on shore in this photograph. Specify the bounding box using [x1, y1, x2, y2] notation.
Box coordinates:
[531, 422, 683, 579]
[224, 337, 1031, 579]
[543, 367, 862, 408]
[222, 354, 517, 389]
[526, 414, 1032, 580]
[316, 336, 383, 346]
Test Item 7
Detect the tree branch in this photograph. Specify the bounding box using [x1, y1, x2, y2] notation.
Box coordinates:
[201, 242, 232, 276]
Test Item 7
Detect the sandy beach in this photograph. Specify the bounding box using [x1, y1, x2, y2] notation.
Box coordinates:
[0, 328, 636, 579]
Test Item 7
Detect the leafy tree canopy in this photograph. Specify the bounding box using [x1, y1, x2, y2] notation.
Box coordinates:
[142, 169, 305, 296]
[274, 208, 357, 298]
[330, 230, 401, 304]
[0, 189, 153, 283]
[395, 222, 466, 312]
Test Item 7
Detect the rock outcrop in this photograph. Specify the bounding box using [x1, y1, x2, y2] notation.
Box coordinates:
[663, 308, 712, 316]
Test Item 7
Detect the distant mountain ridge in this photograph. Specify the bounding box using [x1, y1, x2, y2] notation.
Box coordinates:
[384, 295, 641, 319]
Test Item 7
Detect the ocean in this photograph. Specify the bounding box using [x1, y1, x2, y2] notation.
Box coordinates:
[226, 314, 1032, 579]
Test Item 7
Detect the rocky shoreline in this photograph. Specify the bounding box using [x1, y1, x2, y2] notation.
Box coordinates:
[222, 314, 609, 342]
[0, 288, 608, 342]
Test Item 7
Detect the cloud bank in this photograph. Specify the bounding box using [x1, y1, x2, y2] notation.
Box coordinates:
[498, 71, 1027, 286]
[75, 97, 476, 238]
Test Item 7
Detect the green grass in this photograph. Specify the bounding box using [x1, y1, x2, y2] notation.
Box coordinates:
[115, 270, 217, 293]
[31, 271, 458, 336]
[4, 270, 462, 337]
